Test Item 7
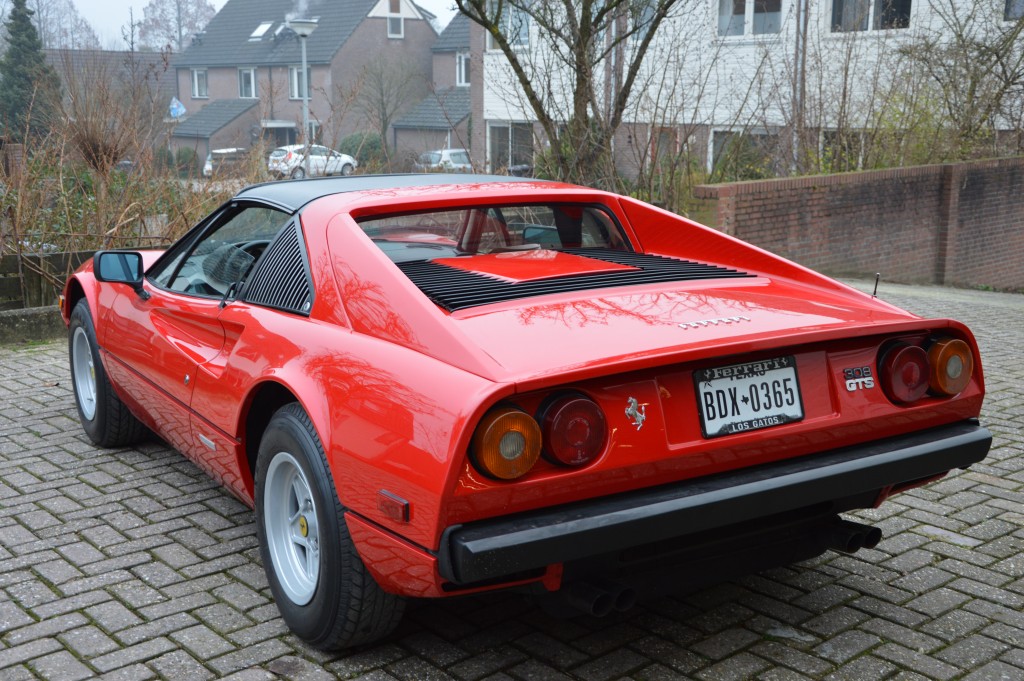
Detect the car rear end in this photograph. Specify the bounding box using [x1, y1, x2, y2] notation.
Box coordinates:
[432, 313, 987, 607]
[324, 186, 989, 609]
[268, 147, 296, 177]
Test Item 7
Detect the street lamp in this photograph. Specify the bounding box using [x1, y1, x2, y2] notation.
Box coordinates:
[288, 18, 318, 178]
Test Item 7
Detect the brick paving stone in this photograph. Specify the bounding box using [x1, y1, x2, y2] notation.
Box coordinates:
[30, 650, 94, 681]
[59, 625, 121, 658]
[962, 661, 1024, 681]
[0, 281, 1022, 679]
[265, 654, 340, 681]
[148, 649, 215, 680]
[813, 629, 881, 664]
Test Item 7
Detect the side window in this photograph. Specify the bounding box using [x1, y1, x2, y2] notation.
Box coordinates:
[151, 205, 290, 298]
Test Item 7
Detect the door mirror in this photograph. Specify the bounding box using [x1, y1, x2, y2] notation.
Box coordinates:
[94, 251, 149, 299]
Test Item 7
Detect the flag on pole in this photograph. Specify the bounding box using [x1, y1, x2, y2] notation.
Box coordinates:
[169, 97, 187, 119]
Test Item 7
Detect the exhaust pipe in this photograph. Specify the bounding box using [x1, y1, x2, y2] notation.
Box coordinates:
[564, 581, 614, 617]
[563, 580, 638, 617]
[823, 518, 883, 554]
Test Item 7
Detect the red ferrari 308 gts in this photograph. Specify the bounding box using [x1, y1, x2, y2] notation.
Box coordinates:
[62, 175, 990, 649]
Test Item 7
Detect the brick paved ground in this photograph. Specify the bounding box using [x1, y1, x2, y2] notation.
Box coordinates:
[0, 281, 1021, 680]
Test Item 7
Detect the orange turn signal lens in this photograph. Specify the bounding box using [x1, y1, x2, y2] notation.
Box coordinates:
[470, 407, 542, 480]
[928, 338, 973, 396]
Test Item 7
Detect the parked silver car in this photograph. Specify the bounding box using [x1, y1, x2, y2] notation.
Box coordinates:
[412, 148, 472, 172]
[268, 144, 357, 179]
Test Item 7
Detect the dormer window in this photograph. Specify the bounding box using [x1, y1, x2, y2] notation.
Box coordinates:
[249, 21, 273, 41]
[388, 0, 404, 38]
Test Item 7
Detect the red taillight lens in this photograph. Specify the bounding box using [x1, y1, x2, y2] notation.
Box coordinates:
[284, 152, 293, 162]
[540, 395, 607, 467]
[879, 344, 929, 404]
[928, 338, 973, 396]
[470, 407, 542, 480]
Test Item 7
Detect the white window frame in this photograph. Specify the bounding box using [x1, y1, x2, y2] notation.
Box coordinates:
[487, 2, 530, 50]
[487, 121, 533, 172]
[289, 65, 312, 100]
[388, 0, 404, 38]
[831, 0, 912, 32]
[718, 0, 782, 37]
[456, 52, 470, 86]
[191, 68, 208, 98]
[249, 21, 273, 41]
[238, 67, 257, 99]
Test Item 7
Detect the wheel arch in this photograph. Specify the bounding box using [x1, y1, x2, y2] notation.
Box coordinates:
[62, 275, 92, 326]
[240, 379, 303, 499]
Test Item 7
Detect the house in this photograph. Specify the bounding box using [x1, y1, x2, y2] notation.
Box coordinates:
[170, 0, 437, 160]
[392, 13, 472, 164]
[468, 0, 1024, 177]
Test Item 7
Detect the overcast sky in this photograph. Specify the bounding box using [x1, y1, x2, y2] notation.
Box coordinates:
[71, 0, 458, 47]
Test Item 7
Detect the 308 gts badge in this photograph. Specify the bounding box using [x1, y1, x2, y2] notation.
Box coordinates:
[844, 366, 875, 391]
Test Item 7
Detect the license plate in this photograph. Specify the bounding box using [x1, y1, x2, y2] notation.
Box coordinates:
[694, 356, 804, 438]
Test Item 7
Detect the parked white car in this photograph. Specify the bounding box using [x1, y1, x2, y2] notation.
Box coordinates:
[203, 148, 247, 178]
[412, 148, 472, 172]
[268, 144, 357, 179]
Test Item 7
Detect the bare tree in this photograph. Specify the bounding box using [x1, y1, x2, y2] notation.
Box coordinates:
[455, 0, 693, 188]
[138, 0, 215, 52]
[900, 0, 1024, 157]
[56, 39, 172, 237]
[29, 0, 99, 48]
[356, 57, 424, 163]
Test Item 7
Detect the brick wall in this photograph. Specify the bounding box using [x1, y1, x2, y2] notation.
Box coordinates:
[693, 158, 1024, 290]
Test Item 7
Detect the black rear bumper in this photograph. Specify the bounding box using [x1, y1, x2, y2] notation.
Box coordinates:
[438, 421, 991, 585]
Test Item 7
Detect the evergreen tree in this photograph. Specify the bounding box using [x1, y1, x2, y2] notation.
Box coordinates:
[0, 0, 60, 140]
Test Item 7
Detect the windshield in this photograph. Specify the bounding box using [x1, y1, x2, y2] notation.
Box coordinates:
[418, 153, 441, 164]
[357, 204, 630, 263]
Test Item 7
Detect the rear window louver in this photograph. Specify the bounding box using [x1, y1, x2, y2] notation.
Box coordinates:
[396, 248, 754, 312]
[244, 222, 313, 315]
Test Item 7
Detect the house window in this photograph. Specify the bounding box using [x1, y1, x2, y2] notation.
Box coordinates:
[238, 68, 257, 98]
[456, 52, 470, 86]
[487, 1, 530, 50]
[488, 122, 532, 172]
[832, 0, 911, 31]
[1007, 0, 1024, 20]
[718, 0, 781, 36]
[711, 129, 779, 178]
[388, 0, 404, 38]
[289, 66, 312, 99]
[191, 69, 208, 98]
[632, 1, 657, 36]
[249, 21, 273, 41]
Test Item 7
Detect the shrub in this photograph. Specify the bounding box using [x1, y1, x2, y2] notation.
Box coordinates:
[175, 147, 199, 177]
[339, 132, 386, 167]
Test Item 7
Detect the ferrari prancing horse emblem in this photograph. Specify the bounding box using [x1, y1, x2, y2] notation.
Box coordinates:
[625, 397, 646, 430]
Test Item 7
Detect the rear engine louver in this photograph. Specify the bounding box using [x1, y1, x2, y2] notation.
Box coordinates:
[397, 248, 754, 312]
[244, 223, 313, 315]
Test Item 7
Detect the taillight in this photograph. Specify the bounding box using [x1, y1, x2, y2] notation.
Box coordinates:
[284, 152, 293, 162]
[470, 406, 541, 480]
[879, 343, 929, 404]
[539, 394, 607, 467]
[928, 338, 973, 396]
[878, 336, 975, 405]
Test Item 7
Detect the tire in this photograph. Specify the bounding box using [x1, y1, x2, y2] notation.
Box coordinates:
[341, 163, 353, 176]
[68, 300, 147, 447]
[291, 167, 306, 179]
[255, 403, 405, 649]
